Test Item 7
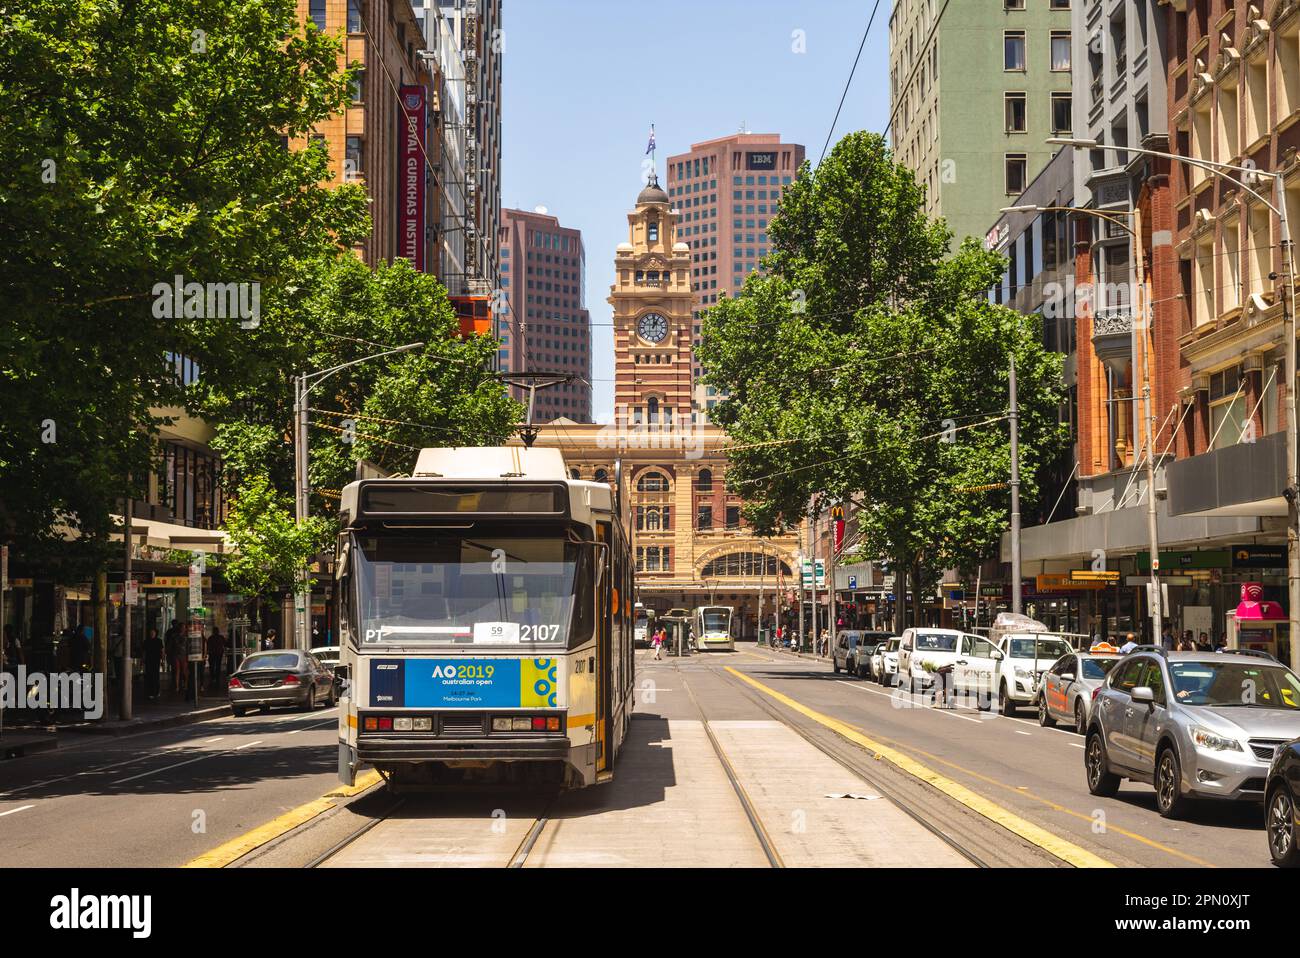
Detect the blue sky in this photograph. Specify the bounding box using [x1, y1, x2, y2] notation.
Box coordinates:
[501, 0, 891, 421]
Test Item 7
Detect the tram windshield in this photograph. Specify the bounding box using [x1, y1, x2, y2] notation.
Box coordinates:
[351, 530, 591, 648]
[701, 609, 730, 633]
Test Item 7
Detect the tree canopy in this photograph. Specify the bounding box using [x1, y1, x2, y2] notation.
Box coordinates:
[696, 132, 1066, 606]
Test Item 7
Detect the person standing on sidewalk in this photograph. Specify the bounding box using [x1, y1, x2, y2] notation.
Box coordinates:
[206, 627, 227, 692]
[651, 627, 663, 660]
[143, 627, 163, 701]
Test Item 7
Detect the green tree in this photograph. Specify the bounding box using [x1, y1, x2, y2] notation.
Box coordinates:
[0, 0, 366, 580]
[198, 253, 522, 516]
[214, 474, 332, 628]
[697, 132, 1066, 624]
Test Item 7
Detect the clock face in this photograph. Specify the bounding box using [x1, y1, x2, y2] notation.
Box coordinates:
[638, 312, 669, 344]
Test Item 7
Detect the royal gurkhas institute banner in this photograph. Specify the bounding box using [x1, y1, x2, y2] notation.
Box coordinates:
[398, 84, 426, 271]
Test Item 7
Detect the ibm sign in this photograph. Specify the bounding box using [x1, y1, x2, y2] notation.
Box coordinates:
[745, 151, 777, 171]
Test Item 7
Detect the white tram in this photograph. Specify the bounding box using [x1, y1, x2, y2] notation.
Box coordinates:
[693, 606, 735, 651]
[335, 446, 635, 790]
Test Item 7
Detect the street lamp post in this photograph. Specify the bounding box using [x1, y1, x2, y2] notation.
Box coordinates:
[1048, 138, 1299, 667]
[292, 341, 424, 650]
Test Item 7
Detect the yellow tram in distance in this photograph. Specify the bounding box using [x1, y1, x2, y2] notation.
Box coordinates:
[334, 446, 635, 791]
[694, 606, 735, 651]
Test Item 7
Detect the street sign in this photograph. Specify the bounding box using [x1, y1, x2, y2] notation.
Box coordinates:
[847, 575, 857, 589]
[800, 560, 826, 589]
[124, 578, 139, 605]
[188, 564, 203, 611]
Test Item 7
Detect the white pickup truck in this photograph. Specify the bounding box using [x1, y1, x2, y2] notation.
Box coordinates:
[985, 613, 1077, 715]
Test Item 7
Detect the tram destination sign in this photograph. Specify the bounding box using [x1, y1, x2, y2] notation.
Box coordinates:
[360, 483, 567, 517]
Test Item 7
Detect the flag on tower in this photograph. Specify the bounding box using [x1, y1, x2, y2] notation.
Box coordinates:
[645, 124, 656, 156]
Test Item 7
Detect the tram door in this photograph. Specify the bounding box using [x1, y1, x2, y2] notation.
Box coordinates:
[596, 522, 613, 773]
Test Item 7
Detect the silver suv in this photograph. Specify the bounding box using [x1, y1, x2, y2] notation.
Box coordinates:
[1084, 650, 1300, 818]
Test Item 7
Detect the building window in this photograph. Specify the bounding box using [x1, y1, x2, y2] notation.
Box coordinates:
[1004, 0, 1024, 8]
[636, 471, 668, 492]
[345, 136, 363, 178]
[696, 468, 713, 492]
[1005, 154, 1028, 195]
[1004, 93, 1027, 133]
[351, 68, 364, 104]
[697, 505, 713, 531]
[348, 0, 362, 33]
[1051, 92, 1073, 134]
[1050, 32, 1071, 71]
[1004, 31, 1026, 72]
[309, 0, 326, 31]
[1209, 366, 1246, 449]
[647, 218, 659, 242]
[725, 505, 740, 529]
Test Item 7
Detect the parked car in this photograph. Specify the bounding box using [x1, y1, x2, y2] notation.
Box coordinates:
[898, 627, 968, 694]
[873, 637, 901, 686]
[311, 644, 341, 669]
[1265, 737, 1300, 867]
[1084, 650, 1300, 818]
[1037, 650, 1122, 733]
[832, 630, 865, 675]
[992, 633, 1076, 716]
[228, 650, 337, 716]
[856, 632, 895, 679]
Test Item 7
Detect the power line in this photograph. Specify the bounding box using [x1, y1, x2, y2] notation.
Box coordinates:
[819, 0, 885, 166]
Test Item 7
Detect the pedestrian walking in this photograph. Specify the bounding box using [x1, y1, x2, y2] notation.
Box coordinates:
[651, 627, 663, 660]
[143, 627, 163, 701]
[1119, 632, 1138, 654]
[207, 627, 227, 691]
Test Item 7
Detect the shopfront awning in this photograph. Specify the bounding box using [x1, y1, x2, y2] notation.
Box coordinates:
[1168, 432, 1288, 518]
[109, 515, 231, 554]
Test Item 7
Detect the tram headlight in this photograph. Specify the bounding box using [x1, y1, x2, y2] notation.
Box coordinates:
[512, 717, 532, 731]
[492, 717, 511, 731]
[393, 717, 413, 732]
[413, 717, 432, 731]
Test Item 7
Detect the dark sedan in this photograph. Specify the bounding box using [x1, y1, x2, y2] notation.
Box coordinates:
[1267, 737, 1300, 867]
[228, 650, 337, 716]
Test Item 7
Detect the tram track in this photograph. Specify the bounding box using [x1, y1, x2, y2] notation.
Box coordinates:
[680, 672, 785, 868]
[714, 662, 996, 868]
[304, 786, 559, 868]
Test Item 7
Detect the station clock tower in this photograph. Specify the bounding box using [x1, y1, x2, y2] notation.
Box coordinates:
[609, 171, 695, 425]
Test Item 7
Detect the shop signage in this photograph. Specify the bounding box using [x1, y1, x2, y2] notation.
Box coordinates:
[1231, 544, 1287, 568]
[147, 575, 212, 589]
[1126, 575, 1193, 586]
[7, 578, 32, 589]
[398, 84, 427, 271]
[745, 151, 776, 170]
[1136, 549, 1229, 573]
[1035, 573, 1105, 592]
[1071, 569, 1120, 582]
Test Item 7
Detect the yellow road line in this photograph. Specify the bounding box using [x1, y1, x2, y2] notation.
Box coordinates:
[185, 770, 383, 868]
[324, 768, 383, 798]
[891, 738, 1216, 867]
[726, 666, 1115, 868]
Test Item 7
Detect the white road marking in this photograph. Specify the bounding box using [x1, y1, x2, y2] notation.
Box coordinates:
[206, 737, 224, 743]
[1014, 730, 1032, 736]
[289, 722, 335, 735]
[235, 740, 263, 750]
[113, 753, 217, 785]
[0, 805, 35, 818]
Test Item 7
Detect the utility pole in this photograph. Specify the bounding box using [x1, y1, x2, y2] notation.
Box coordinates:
[809, 505, 819, 655]
[121, 498, 133, 721]
[1135, 205, 1163, 643]
[293, 373, 309, 651]
[1010, 356, 1022, 615]
[1279, 175, 1300, 673]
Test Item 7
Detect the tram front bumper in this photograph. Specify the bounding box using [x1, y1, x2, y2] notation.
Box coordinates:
[357, 736, 571, 764]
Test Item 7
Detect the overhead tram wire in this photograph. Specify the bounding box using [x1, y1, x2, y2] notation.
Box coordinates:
[818, 0, 885, 167]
